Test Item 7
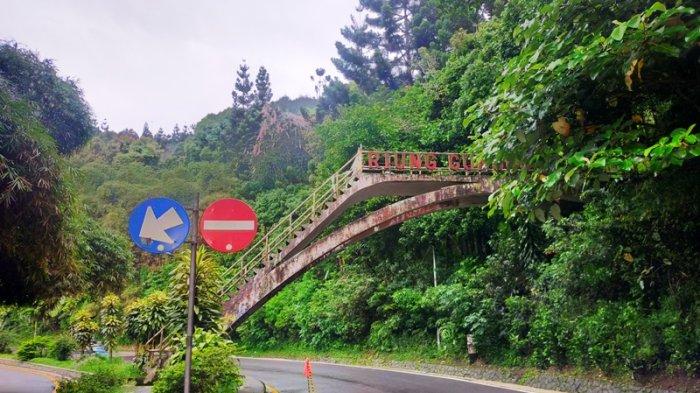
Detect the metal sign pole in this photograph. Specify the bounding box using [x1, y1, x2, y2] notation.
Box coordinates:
[184, 193, 199, 393]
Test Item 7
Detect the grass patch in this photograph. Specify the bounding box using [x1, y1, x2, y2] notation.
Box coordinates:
[11, 355, 141, 383]
[77, 357, 141, 380]
[240, 342, 452, 365]
[28, 357, 76, 369]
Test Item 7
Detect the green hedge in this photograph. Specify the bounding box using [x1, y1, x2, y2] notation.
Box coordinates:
[16, 337, 51, 361]
[55, 368, 122, 393]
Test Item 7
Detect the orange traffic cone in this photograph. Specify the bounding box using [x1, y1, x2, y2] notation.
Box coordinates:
[304, 358, 317, 393]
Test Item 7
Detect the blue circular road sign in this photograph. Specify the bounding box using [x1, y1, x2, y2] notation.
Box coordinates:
[128, 197, 190, 254]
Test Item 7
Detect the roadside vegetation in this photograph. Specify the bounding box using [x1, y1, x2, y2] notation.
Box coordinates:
[1, 0, 698, 391]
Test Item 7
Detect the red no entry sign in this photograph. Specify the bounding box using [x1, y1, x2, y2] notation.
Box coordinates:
[199, 198, 258, 253]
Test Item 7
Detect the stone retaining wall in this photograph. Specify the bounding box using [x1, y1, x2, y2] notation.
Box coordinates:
[377, 360, 687, 393]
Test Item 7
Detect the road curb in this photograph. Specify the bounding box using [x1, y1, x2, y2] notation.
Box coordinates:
[0, 358, 84, 379]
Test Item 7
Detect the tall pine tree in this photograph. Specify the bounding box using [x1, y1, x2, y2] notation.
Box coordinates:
[232, 61, 254, 111]
[154, 127, 167, 144]
[254, 66, 273, 107]
[333, 0, 497, 92]
[228, 62, 275, 172]
[333, 0, 420, 91]
[141, 122, 152, 138]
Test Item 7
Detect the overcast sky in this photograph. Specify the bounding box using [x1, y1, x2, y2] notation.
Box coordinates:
[1, 0, 357, 132]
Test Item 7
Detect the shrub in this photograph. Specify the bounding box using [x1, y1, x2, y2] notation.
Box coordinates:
[16, 336, 51, 361]
[55, 367, 122, 393]
[78, 356, 141, 381]
[49, 336, 76, 361]
[0, 331, 12, 353]
[153, 346, 243, 393]
[528, 308, 570, 369]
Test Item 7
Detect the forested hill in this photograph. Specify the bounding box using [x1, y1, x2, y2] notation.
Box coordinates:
[70, 92, 317, 234]
[2, 0, 699, 387]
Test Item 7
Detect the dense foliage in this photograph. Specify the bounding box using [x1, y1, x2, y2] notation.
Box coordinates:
[466, 1, 700, 218]
[1, 0, 697, 386]
[0, 87, 77, 302]
[16, 336, 51, 361]
[235, 0, 699, 379]
[0, 41, 94, 153]
[1, 42, 132, 303]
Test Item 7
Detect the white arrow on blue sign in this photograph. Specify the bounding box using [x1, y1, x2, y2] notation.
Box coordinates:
[128, 197, 190, 254]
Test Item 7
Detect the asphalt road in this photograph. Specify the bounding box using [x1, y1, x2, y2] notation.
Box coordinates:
[0, 365, 54, 393]
[237, 358, 536, 393]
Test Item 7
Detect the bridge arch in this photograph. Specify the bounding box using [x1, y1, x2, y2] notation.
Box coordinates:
[225, 180, 496, 329]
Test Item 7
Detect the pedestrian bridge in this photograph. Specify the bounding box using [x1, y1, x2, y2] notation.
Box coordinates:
[145, 149, 501, 368]
[221, 149, 499, 329]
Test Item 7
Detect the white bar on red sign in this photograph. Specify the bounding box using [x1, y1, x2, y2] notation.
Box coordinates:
[202, 220, 255, 231]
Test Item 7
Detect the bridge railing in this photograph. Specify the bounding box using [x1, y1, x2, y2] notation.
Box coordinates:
[219, 151, 361, 295]
[219, 149, 506, 295]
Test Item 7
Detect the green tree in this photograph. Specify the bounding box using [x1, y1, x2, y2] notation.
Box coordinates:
[0, 41, 95, 153]
[315, 77, 353, 122]
[229, 61, 260, 160]
[155, 127, 168, 143]
[99, 294, 123, 359]
[75, 217, 135, 295]
[166, 247, 223, 334]
[332, 0, 498, 91]
[70, 309, 98, 356]
[124, 291, 168, 348]
[232, 61, 255, 110]
[254, 66, 273, 107]
[0, 89, 78, 303]
[141, 122, 153, 138]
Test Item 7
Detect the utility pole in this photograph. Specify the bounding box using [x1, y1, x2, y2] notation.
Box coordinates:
[184, 193, 199, 393]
